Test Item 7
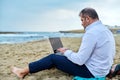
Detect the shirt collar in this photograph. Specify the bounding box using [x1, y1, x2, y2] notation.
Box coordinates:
[85, 20, 102, 31]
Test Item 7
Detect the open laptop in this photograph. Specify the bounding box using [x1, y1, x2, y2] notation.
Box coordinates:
[49, 37, 64, 55]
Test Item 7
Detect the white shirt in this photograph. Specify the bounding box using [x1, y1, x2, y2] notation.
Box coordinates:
[64, 20, 116, 77]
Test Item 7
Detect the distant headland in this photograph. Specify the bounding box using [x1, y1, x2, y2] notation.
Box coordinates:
[60, 25, 120, 34]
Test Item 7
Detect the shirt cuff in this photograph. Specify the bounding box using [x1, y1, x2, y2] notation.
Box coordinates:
[64, 50, 73, 57]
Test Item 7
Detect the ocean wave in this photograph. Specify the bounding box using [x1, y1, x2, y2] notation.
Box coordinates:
[0, 32, 83, 44]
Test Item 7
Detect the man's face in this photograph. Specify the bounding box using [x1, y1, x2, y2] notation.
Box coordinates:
[80, 14, 89, 28]
[80, 17, 87, 28]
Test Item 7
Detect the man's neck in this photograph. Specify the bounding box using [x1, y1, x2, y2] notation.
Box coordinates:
[89, 18, 99, 25]
[84, 19, 99, 30]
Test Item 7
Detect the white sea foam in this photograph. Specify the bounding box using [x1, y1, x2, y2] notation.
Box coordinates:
[0, 32, 83, 44]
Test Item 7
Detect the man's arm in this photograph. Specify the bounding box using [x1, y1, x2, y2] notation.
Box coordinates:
[62, 33, 97, 65]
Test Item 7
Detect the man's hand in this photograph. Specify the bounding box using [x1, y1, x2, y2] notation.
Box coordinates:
[57, 48, 68, 54]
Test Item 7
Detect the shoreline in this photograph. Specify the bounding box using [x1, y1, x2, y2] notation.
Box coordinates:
[0, 32, 84, 44]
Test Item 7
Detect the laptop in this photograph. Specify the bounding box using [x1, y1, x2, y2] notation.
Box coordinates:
[49, 37, 64, 55]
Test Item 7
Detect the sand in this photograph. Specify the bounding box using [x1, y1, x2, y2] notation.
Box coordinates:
[0, 35, 120, 80]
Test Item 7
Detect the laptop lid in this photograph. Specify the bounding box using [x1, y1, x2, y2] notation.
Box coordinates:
[49, 37, 63, 53]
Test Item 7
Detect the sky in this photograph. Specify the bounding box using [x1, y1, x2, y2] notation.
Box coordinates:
[0, 0, 120, 32]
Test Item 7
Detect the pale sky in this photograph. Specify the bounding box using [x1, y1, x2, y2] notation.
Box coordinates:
[0, 0, 120, 32]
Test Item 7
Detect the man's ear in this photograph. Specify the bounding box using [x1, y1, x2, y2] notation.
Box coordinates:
[85, 16, 90, 22]
[86, 18, 89, 22]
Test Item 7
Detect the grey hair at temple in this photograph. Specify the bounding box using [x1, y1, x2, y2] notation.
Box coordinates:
[79, 8, 99, 20]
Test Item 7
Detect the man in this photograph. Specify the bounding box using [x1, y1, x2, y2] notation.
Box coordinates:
[12, 7, 116, 79]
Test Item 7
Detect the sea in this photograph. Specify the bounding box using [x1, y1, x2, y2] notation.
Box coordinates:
[0, 32, 83, 44]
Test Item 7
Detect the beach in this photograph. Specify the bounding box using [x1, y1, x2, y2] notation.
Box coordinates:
[0, 35, 120, 80]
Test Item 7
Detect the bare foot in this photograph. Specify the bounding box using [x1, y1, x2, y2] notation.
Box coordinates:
[111, 64, 117, 73]
[12, 67, 26, 79]
[107, 64, 117, 78]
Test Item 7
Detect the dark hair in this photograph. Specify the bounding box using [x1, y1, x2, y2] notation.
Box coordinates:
[79, 8, 99, 19]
